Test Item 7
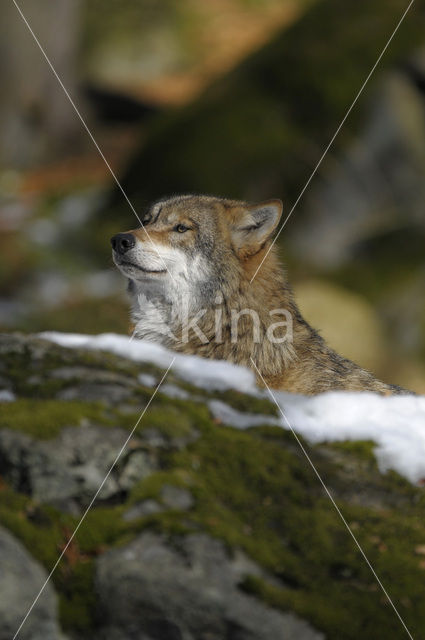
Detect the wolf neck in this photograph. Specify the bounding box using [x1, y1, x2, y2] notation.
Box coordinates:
[150, 252, 305, 378]
[130, 253, 399, 396]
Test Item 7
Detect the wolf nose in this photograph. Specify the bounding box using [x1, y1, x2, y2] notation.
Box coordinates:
[111, 233, 135, 254]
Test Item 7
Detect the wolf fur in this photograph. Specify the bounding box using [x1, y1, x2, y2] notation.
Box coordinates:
[112, 194, 405, 396]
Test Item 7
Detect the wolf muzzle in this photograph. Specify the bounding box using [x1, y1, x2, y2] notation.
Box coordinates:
[111, 233, 135, 255]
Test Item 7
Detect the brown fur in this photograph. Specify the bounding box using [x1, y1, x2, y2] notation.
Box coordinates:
[113, 194, 406, 396]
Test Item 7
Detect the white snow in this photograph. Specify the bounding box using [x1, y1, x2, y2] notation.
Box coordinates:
[276, 390, 425, 484]
[41, 332, 425, 484]
[40, 332, 257, 394]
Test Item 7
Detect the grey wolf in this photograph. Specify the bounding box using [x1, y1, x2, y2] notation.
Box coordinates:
[111, 194, 405, 395]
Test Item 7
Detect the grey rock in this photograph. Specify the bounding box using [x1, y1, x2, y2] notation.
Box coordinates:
[57, 383, 133, 404]
[161, 383, 190, 400]
[119, 449, 154, 492]
[138, 428, 169, 449]
[138, 373, 157, 387]
[51, 366, 137, 387]
[0, 333, 143, 406]
[0, 526, 65, 640]
[122, 486, 194, 522]
[141, 426, 200, 451]
[0, 389, 16, 402]
[160, 484, 194, 510]
[0, 425, 157, 511]
[95, 532, 324, 640]
[122, 499, 164, 522]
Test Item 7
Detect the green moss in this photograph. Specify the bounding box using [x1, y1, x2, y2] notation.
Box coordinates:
[0, 336, 159, 399]
[140, 404, 195, 438]
[111, 393, 212, 438]
[0, 399, 109, 439]
[2, 408, 425, 639]
[127, 469, 191, 506]
[0, 484, 131, 634]
[58, 561, 96, 634]
[325, 439, 377, 462]
[208, 388, 278, 417]
[161, 422, 425, 639]
[0, 486, 75, 572]
[249, 423, 309, 449]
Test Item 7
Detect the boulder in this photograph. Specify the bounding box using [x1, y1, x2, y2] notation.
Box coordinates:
[0, 425, 157, 513]
[0, 333, 424, 639]
[0, 526, 65, 640]
[95, 532, 324, 640]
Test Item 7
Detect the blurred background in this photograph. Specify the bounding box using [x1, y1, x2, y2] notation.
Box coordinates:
[1, 0, 425, 393]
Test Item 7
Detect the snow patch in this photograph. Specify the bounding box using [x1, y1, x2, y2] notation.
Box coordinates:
[41, 332, 257, 394]
[40, 332, 425, 484]
[277, 390, 425, 484]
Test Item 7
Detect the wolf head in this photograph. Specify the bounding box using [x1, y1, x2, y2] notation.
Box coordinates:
[111, 194, 283, 342]
[111, 194, 282, 298]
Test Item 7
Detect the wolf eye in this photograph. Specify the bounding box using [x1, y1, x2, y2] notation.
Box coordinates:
[174, 223, 190, 233]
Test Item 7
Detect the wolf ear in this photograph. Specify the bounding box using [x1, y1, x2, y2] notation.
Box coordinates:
[231, 199, 283, 256]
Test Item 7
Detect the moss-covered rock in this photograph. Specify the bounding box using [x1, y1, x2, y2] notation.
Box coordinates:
[0, 333, 424, 639]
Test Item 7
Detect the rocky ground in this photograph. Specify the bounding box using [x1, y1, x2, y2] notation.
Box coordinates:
[0, 332, 425, 639]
